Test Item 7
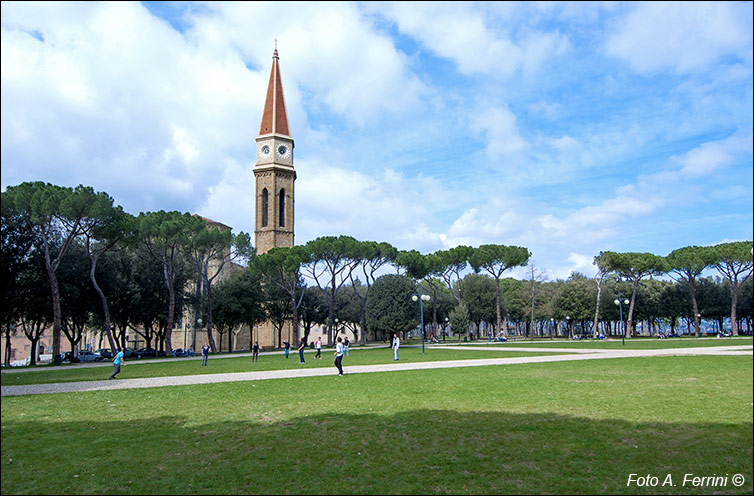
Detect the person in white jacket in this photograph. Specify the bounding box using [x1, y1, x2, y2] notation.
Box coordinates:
[334, 337, 344, 376]
[392, 333, 400, 361]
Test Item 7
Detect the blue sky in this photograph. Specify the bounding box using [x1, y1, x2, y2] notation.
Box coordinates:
[2, 1, 752, 280]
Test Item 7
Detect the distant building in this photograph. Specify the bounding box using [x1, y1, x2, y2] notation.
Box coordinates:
[167, 215, 249, 354]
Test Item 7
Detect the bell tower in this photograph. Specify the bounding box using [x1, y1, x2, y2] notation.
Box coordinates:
[255, 47, 295, 255]
[252, 46, 297, 349]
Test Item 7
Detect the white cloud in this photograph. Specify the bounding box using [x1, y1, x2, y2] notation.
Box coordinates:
[405, 223, 446, 249]
[188, 2, 426, 128]
[471, 106, 528, 159]
[673, 132, 753, 177]
[527, 100, 563, 120]
[167, 126, 199, 164]
[547, 135, 580, 154]
[605, 1, 753, 74]
[371, 1, 569, 79]
[290, 157, 451, 252]
[565, 253, 600, 279]
[197, 158, 255, 234]
[1, 1, 427, 214]
[1, 1, 263, 213]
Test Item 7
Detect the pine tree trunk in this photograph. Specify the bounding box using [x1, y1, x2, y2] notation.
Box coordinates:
[90, 255, 117, 352]
[163, 265, 175, 354]
[592, 274, 603, 338]
[206, 280, 217, 352]
[731, 277, 740, 336]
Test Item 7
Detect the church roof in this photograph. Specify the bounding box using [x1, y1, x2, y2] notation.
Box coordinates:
[194, 214, 232, 231]
[259, 48, 290, 137]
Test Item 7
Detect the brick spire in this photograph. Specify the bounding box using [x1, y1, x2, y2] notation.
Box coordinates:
[259, 47, 290, 137]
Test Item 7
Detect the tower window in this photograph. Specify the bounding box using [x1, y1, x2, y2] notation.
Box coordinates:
[279, 188, 286, 227]
[261, 188, 269, 227]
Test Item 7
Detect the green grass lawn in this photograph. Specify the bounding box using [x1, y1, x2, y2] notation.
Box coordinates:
[452, 336, 753, 350]
[1, 354, 751, 494]
[1, 347, 564, 386]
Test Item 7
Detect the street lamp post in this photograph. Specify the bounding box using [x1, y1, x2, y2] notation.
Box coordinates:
[696, 313, 702, 337]
[192, 318, 202, 352]
[412, 293, 431, 354]
[444, 317, 448, 342]
[565, 316, 571, 339]
[614, 294, 629, 346]
[550, 318, 555, 339]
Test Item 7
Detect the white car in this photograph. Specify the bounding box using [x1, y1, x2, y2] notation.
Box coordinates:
[76, 350, 106, 362]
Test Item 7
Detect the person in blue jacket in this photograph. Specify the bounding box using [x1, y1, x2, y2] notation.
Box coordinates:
[109, 349, 125, 379]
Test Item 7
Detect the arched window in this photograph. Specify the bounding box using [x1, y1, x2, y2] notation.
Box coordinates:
[279, 188, 286, 227]
[261, 188, 269, 227]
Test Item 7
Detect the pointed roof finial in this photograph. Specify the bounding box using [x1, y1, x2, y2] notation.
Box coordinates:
[259, 42, 289, 136]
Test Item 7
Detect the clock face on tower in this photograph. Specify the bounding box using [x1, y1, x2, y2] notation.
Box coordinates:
[276, 144, 291, 159]
[259, 143, 271, 159]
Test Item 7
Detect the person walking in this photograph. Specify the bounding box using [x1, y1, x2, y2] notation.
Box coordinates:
[252, 341, 259, 362]
[109, 349, 125, 379]
[344, 336, 350, 357]
[201, 343, 210, 366]
[392, 333, 400, 361]
[283, 340, 290, 359]
[298, 337, 306, 364]
[314, 336, 322, 359]
[334, 337, 344, 376]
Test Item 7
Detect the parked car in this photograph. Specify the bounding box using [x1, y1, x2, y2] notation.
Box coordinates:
[135, 348, 159, 358]
[95, 348, 113, 359]
[77, 350, 105, 362]
[60, 351, 80, 363]
[123, 347, 140, 359]
[172, 348, 195, 357]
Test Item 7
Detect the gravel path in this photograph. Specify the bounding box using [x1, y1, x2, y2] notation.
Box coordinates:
[2, 344, 750, 397]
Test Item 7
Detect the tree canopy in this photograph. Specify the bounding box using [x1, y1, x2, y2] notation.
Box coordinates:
[365, 274, 417, 339]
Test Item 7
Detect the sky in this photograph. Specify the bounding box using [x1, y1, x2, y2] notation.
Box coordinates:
[2, 1, 752, 281]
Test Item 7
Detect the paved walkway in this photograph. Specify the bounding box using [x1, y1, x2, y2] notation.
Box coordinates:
[2, 344, 750, 397]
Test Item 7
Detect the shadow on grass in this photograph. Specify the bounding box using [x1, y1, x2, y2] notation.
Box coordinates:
[2, 410, 751, 495]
